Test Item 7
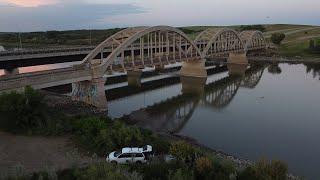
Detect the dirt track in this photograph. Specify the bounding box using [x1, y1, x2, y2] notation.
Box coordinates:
[0, 132, 93, 177]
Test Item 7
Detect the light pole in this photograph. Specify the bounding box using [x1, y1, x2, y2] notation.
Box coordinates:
[18, 32, 23, 50]
[89, 26, 92, 46]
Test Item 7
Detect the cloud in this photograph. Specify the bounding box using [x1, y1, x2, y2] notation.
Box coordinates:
[0, 2, 144, 32]
[1, 0, 58, 7]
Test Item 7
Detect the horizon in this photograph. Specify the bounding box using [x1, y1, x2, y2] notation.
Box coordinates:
[0, 0, 319, 32]
[1, 23, 318, 33]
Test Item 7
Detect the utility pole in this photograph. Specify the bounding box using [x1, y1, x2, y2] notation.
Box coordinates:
[89, 26, 92, 46]
[18, 32, 23, 50]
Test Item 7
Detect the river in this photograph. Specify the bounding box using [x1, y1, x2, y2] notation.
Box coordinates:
[107, 62, 320, 179]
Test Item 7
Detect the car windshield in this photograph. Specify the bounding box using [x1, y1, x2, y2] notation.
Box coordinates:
[114, 151, 121, 157]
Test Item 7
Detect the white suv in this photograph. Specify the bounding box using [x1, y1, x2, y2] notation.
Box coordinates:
[106, 145, 153, 164]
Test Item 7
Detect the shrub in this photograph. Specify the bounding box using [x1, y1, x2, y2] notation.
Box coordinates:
[71, 117, 168, 156]
[169, 141, 196, 163]
[72, 163, 142, 180]
[168, 168, 194, 180]
[271, 33, 286, 45]
[238, 158, 288, 180]
[136, 160, 187, 180]
[269, 160, 288, 180]
[237, 166, 258, 180]
[0, 86, 48, 134]
[195, 157, 213, 174]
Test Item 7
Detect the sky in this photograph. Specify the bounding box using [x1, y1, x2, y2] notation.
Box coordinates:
[0, 0, 319, 32]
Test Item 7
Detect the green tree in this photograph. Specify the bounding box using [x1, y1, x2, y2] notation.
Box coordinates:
[0, 86, 47, 134]
[271, 33, 286, 45]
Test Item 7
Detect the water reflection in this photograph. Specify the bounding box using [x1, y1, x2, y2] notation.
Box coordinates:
[125, 64, 266, 133]
[304, 62, 320, 79]
[268, 63, 282, 74]
[117, 63, 320, 179]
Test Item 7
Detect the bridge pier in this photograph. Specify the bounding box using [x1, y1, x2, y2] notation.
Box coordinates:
[227, 63, 248, 76]
[71, 77, 107, 110]
[179, 60, 207, 95]
[228, 53, 248, 65]
[127, 70, 142, 87]
[180, 60, 207, 78]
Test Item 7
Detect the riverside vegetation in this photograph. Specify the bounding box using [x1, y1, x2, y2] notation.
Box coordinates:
[0, 87, 291, 180]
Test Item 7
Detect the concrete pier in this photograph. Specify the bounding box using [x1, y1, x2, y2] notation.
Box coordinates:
[127, 70, 143, 87]
[179, 60, 207, 78]
[71, 77, 107, 110]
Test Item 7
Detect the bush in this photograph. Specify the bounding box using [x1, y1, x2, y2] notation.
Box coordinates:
[168, 168, 194, 180]
[271, 33, 286, 45]
[71, 117, 170, 156]
[134, 160, 188, 180]
[169, 141, 196, 163]
[0, 86, 48, 134]
[195, 157, 213, 174]
[269, 160, 288, 180]
[72, 163, 142, 180]
[238, 158, 288, 180]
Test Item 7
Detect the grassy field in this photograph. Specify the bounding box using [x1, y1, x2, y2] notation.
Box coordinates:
[1, 24, 319, 58]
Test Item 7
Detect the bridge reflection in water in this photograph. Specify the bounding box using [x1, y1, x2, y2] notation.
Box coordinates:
[122, 64, 266, 133]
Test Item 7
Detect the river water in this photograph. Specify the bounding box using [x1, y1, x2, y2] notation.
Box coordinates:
[107, 62, 320, 179]
[1, 60, 320, 179]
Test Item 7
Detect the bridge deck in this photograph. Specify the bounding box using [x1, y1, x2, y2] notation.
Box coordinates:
[0, 67, 91, 92]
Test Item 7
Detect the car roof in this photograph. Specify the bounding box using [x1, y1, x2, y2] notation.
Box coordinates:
[121, 145, 152, 153]
[121, 147, 143, 153]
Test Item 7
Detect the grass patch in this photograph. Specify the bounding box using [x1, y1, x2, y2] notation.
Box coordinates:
[279, 39, 320, 58]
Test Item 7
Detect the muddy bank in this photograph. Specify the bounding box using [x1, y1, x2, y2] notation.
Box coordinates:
[0, 131, 96, 178]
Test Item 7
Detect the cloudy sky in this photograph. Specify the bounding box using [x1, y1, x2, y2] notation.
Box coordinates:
[0, 0, 319, 32]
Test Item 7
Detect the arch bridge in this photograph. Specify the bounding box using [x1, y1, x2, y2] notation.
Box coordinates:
[0, 25, 267, 109]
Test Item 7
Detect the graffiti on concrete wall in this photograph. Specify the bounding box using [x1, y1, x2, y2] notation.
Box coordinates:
[71, 81, 98, 103]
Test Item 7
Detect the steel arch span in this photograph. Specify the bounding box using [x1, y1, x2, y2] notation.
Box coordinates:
[81, 26, 202, 75]
[240, 30, 267, 51]
[194, 28, 245, 57]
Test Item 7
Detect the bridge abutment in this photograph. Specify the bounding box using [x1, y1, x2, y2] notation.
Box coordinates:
[71, 77, 107, 110]
[127, 70, 143, 87]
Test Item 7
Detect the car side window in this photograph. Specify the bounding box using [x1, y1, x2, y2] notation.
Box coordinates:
[119, 153, 131, 158]
[135, 153, 144, 157]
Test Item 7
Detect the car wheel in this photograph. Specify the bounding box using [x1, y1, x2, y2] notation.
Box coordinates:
[111, 161, 117, 165]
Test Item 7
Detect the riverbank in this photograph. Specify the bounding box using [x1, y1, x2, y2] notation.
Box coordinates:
[44, 91, 301, 179]
[44, 91, 253, 169]
[0, 88, 301, 179]
[249, 56, 320, 63]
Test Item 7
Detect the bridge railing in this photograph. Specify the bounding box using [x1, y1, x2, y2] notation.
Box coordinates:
[0, 46, 96, 57]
